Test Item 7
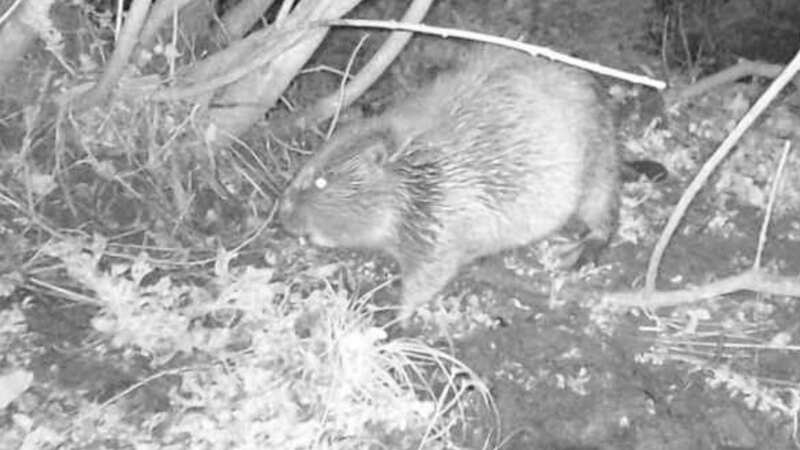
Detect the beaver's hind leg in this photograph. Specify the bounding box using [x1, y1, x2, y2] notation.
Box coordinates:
[557, 164, 621, 269]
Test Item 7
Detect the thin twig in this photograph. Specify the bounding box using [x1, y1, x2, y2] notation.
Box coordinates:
[659, 11, 670, 80]
[301, 0, 434, 126]
[677, 2, 694, 78]
[26, 277, 100, 305]
[326, 33, 368, 140]
[0, 0, 24, 28]
[754, 140, 792, 270]
[324, 18, 667, 90]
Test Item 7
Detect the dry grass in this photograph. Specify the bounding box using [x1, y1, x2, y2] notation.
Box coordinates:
[1, 234, 496, 449]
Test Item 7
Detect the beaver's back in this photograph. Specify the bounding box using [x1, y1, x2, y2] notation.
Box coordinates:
[383, 50, 619, 263]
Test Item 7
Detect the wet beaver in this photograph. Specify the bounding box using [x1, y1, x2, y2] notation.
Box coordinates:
[279, 48, 659, 321]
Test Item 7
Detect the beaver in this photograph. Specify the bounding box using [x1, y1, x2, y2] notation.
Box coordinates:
[279, 47, 662, 322]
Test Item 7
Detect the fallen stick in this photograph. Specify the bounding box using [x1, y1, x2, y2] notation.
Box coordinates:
[644, 47, 800, 292]
[670, 58, 800, 103]
[604, 269, 800, 309]
[325, 18, 667, 90]
[610, 139, 797, 310]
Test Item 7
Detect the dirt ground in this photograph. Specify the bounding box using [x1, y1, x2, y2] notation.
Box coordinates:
[450, 209, 800, 450]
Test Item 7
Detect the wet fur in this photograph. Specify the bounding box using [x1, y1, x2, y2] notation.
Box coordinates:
[279, 48, 621, 319]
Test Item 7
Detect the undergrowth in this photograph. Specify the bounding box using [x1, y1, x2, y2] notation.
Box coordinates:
[2, 235, 494, 449]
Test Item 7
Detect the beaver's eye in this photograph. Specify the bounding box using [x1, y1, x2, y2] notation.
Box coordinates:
[314, 176, 328, 190]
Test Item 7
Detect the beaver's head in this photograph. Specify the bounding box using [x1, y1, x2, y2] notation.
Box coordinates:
[278, 123, 404, 251]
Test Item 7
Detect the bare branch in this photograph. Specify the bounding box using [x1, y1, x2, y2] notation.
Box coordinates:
[644, 48, 800, 292]
[150, 25, 309, 101]
[324, 19, 667, 89]
[206, 0, 363, 142]
[604, 269, 800, 309]
[671, 58, 800, 103]
[0, 0, 24, 27]
[303, 0, 435, 127]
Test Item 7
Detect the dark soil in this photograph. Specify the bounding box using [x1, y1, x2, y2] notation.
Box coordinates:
[447, 206, 800, 450]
